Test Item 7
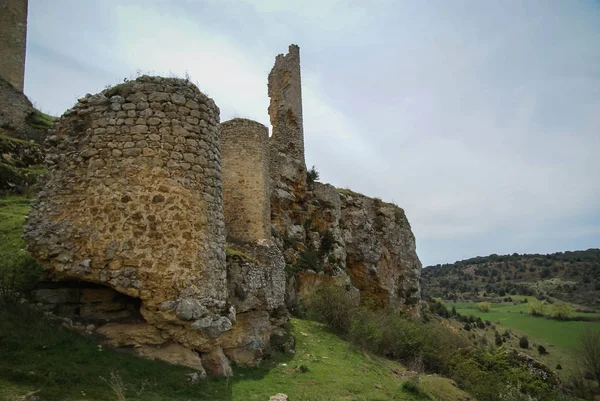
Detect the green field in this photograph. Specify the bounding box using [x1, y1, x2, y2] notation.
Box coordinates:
[446, 299, 600, 350]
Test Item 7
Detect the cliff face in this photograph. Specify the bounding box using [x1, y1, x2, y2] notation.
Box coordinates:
[279, 182, 421, 314]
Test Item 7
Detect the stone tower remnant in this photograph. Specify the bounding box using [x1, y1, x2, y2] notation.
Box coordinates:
[220, 118, 271, 243]
[268, 44, 308, 238]
[0, 0, 28, 91]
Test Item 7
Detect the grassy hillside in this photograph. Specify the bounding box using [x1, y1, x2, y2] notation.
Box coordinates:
[0, 307, 468, 401]
[422, 250, 600, 307]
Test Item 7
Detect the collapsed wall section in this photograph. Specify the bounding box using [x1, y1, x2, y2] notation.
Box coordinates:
[24, 76, 230, 341]
[0, 0, 28, 91]
[220, 118, 270, 243]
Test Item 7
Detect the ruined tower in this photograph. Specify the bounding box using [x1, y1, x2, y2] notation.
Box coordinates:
[221, 118, 271, 243]
[268, 44, 308, 238]
[0, 0, 28, 91]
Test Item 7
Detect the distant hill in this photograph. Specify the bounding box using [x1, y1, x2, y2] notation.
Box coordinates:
[421, 249, 600, 307]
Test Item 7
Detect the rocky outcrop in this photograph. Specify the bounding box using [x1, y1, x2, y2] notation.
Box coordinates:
[339, 189, 421, 309]
[282, 183, 421, 313]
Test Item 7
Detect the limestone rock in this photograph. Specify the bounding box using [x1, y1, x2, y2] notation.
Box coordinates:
[202, 346, 233, 377]
[136, 343, 206, 372]
[269, 394, 289, 401]
[97, 323, 167, 346]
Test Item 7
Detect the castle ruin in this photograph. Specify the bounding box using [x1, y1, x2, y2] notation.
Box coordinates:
[0, 0, 28, 92]
[24, 44, 422, 376]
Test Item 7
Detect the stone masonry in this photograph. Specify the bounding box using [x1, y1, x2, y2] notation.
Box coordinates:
[221, 118, 270, 243]
[25, 75, 288, 375]
[0, 0, 28, 92]
[268, 44, 308, 239]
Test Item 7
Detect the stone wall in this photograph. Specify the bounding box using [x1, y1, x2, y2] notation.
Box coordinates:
[221, 118, 270, 243]
[268, 44, 308, 239]
[0, 0, 27, 91]
[25, 75, 289, 375]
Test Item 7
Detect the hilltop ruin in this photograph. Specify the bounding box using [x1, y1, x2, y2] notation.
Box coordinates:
[19, 43, 421, 375]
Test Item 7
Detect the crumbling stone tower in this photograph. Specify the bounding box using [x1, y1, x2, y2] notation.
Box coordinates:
[0, 0, 28, 91]
[268, 44, 308, 239]
[220, 118, 271, 243]
[25, 76, 232, 347]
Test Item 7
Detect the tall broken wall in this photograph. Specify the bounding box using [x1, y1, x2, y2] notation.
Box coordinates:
[266, 45, 422, 313]
[268, 44, 308, 239]
[0, 0, 28, 92]
[25, 76, 288, 375]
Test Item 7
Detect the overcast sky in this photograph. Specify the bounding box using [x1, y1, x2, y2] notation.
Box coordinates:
[23, 0, 600, 266]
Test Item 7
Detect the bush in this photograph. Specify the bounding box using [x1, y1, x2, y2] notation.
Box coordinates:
[0, 251, 42, 304]
[551, 303, 573, 320]
[401, 377, 431, 399]
[555, 364, 562, 370]
[302, 283, 356, 334]
[527, 299, 545, 316]
[306, 166, 320, 189]
[477, 302, 491, 312]
[519, 336, 529, 349]
[537, 345, 547, 355]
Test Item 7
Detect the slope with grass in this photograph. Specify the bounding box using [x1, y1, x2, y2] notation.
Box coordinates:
[0, 305, 469, 401]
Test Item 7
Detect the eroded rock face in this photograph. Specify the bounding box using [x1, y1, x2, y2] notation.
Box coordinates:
[282, 183, 421, 313]
[24, 75, 288, 374]
[339, 190, 421, 310]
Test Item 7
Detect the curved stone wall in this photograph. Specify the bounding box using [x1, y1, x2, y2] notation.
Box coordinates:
[25, 75, 227, 323]
[221, 118, 270, 243]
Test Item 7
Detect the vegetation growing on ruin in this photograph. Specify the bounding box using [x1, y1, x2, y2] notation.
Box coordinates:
[26, 108, 54, 129]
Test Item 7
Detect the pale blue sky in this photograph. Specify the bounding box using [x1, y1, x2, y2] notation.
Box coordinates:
[23, 0, 600, 266]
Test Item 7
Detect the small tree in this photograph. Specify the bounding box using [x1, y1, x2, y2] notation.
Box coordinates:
[551, 303, 573, 320]
[306, 166, 320, 189]
[575, 329, 600, 386]
[519, 336, 529, 349]
[477, 302, 491, 312]
[528, 298, 545, 316]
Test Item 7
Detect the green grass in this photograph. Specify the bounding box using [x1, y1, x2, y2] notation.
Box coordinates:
[447, 300, 599, 350]
[26, 109, 54, 129]
[232, 318, 464, 401]
[0, 303, 233, 401]
[0, 307, 472, 401]
[0, 196, 31, 258]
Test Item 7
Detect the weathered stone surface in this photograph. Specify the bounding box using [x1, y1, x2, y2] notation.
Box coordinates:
[221, 118, 270, 243]
[268, 44, 308, 240]
[25, 77, 227, 338]
[339, 190, 421, 310]
[97, 323, 166, 346]
[24, 74, 291, 375]
[201, 346, 233, 377]
[0, 77, 47, 143]
[0, 0, 27, 92]
[269, 394, 289, 401]
[136, 343, 206, 372]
